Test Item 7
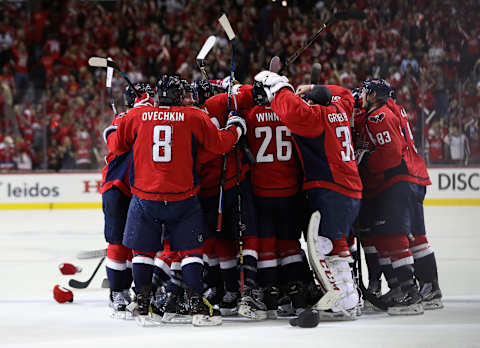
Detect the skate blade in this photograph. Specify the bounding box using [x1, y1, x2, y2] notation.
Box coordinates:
[267, 310, 278, 319]
[162, 313, 192, 324]
[317, 309, 357, 321]
[423, 298, 444, 310]
[387, 303, 424, 316]
[238, 305, 267, 320]
[219, 307, 238, 316]
[111, 309, 132, 320]
[148, 312, 164, 324]
[192, 314, 222, 326]
[362, 300, 385, 314]
[134, 315, 160, 327]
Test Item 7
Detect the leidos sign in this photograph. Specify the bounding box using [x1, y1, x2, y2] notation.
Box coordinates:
[427, 168, 480, 205]
[0, 173, 102, 209]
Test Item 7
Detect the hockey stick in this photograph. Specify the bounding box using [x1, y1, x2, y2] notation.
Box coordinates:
[88, 57, 141, 97]
[310, 63, 322, 85]
[106, 57, 117, 115]
[76, 248, 107, 260]
[356, 238, 388, 311]
[196, 35, 217, 80]
[219, 13, 246, 293]
[69, 256, 105, 289]
[269, 56, 282, 73]
[278, 10, 365, 74]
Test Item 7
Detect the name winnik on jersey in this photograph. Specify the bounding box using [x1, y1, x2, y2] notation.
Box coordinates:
[142, 111, 185, 121]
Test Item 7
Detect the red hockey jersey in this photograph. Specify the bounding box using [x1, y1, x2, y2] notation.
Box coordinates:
[361, 101, 431, 197]
[101, 112, 132, 196]
[245, 104, 301, 197]
[198, 85, 254, 197]
[107, 105, 240, 201]
[271, 88, 362, 199]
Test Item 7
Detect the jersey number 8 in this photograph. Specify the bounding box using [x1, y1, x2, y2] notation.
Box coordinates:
[152, 125, 172, 162]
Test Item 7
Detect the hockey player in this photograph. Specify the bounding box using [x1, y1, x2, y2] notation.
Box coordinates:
[253, 71, 362, 320]
[354, 78, 432, 315]
[100, 82, 154, 318]
[244, 82, 308, 318]
[194, 80, 266, 320]
[386, 88, 443, 311]
[104, 74, 246, 326]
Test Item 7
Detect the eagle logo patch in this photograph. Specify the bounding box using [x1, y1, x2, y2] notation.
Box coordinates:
[368, 112, 385, 123]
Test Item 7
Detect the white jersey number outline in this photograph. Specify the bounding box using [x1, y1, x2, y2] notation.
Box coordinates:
[152, 125, 172, 162]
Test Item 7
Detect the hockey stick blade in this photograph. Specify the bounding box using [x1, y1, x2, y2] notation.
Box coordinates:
[269, 56, 282, 73]
[88, 57, 119, 71]
[218, 14, 236, 41]
[310, 62, 322, 84]
[76, 248, 106, 259]
[68, 256, 105, 289]
[197, 35, 217, 60]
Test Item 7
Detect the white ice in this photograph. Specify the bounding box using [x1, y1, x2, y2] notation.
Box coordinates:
[0, 206, 479, 348]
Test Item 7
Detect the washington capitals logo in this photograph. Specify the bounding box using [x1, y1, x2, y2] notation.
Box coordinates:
[368, 112, 385, 123]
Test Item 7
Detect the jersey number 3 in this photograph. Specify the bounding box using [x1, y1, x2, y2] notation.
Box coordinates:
[336, 126, 354, 162]
[153, 125, 172, 162]
[255, 126, 292, 163]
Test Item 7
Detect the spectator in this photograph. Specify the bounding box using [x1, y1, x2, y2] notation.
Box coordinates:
[444, 124, 470, 164]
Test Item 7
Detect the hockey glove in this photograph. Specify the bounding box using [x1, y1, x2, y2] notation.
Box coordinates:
[226, 111, 247, 142]
[254, 70, 293, 103]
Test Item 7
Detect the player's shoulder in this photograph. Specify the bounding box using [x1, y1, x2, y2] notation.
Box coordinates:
[367, 104, 394, 125]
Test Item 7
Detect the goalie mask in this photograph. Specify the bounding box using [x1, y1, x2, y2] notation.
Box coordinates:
[192, 79, 214, 106]
[123, 82, 154, 108]
[156, 75, 185, 106]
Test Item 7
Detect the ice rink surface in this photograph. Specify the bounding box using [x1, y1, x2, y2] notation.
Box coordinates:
[1, 206, 479, 348]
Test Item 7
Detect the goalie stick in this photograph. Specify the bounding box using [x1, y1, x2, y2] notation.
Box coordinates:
[196, 35, 217, 80]
[88, 57, 141, 97]
[69, 256, 105, 289]
[278, 11, 366, 74]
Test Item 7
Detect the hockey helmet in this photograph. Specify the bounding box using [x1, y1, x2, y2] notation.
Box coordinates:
[123, 82, 154, 108]
[192, 79, 214, 106]
[156, 75, 185, 106]
[361, 78, 391, 103]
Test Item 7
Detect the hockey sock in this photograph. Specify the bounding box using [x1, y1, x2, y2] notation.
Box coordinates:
[258, 237, 277, 287]
[410, 235, 438, 283]
[242, 236, 259, 286]
[132, 251, 155, 292]
[361, 237, 382, 283]
[376, 235, 415, 286]
[221, 265, 239, 292]
[204, 263, 221, 290]
[181, 254, 204, 295]
[106, 244, 132, 291]
[277, 240, 304, 284]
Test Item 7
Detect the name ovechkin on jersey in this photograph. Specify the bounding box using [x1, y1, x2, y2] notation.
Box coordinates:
[256, 112, 279, 122]
[142, 111, 185, 121]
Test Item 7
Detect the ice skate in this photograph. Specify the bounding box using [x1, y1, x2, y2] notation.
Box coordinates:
[387, 283, 424, 316]
[161, 291, 192, 324]
[191, 296, 222, 326]
[419, 280, 443, 310]
[219, 291, 240, 316]
[238, 286, 267, 320]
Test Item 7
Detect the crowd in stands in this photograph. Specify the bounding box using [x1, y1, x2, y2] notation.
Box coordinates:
[0, 0, 479, 171]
